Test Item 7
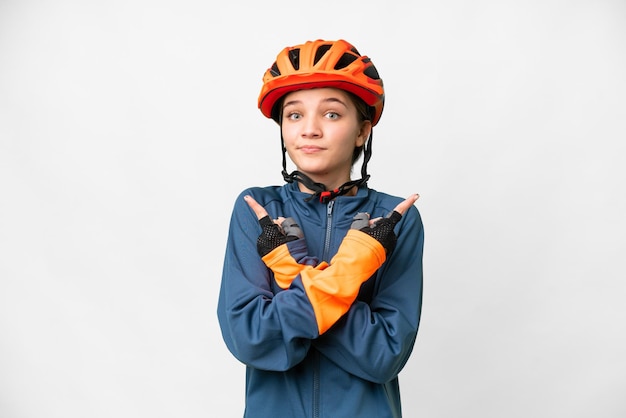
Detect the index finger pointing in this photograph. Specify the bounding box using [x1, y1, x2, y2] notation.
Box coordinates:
[393, 194, 420, 216]
[244, 195, 269, 220]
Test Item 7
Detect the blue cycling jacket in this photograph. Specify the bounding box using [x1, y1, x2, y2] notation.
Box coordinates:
[217, 182, 424, 418]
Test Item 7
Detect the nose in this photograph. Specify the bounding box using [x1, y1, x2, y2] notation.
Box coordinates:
[301, 116, 322, 139]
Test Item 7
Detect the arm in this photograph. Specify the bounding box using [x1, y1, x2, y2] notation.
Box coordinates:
[259, 217, 320, 290]
[217, 191, 320, 371]
[244, 194, 419, 335]
[244, 195, 320, 289]
[312, 206, 424, 384]
[217, 191, 385, 370]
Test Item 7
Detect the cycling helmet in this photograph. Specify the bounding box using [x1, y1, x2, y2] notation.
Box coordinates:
[258, 39, 385, 125]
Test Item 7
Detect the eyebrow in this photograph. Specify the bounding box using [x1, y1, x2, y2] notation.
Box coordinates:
[282, 97, 349, 109]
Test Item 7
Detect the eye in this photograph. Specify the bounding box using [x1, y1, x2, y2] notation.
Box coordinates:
[285, 112, 302, 121]
[325, 111, 340, 120]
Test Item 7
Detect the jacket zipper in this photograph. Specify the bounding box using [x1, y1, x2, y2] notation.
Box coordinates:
[314, 200, 334, 418]
[313, 350, 320, 418]
[322, 200, 335, 261]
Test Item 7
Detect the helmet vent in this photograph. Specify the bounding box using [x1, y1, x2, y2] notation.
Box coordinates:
[313, 44, 332, 65]
[258, 39, 385, 125]
[289, 49, 300, 70]
[270, 62, 281, 77]
[334, 53, 358, 70]
[362, 59, 381, 80]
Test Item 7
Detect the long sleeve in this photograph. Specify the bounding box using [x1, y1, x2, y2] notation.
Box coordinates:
[218, 190, 394, 371]
[260, 225, 389, 334]
[217, 192, 320, 371]
[261, 238, 319, 289]
[312, 205, 424, 383]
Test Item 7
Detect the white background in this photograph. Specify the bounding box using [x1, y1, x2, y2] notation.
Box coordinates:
[1, 1, 625, 417]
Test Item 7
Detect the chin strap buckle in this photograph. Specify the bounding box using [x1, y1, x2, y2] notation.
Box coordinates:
[319, 189, 340, 204]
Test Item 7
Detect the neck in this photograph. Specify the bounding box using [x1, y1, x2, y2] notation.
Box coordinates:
[297, 181, 357, 196]
[283, 170, 362, 203]
[297, 172, 354, 192]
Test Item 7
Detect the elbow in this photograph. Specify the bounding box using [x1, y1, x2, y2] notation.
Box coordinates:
[218, 309, 310, 372]
[367, 332, 418, 384]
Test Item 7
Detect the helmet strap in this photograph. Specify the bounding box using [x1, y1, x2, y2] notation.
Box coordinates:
[280, 131, 373, 204]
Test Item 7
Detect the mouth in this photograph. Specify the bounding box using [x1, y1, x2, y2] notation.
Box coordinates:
[298, 145, 325, 154]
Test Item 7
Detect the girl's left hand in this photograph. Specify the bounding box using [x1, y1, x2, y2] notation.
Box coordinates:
[351, 193, 420, 254]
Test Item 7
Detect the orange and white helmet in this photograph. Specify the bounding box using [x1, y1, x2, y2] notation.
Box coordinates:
[258, 39, 385, 126]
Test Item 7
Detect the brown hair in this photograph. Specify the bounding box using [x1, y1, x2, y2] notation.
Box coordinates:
[346, 91, 372, 165]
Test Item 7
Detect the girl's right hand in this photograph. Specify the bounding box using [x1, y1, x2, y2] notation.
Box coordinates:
[244, 195, 303, 257]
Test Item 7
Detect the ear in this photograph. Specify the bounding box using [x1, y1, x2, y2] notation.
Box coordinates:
[356, 120, 372, 147]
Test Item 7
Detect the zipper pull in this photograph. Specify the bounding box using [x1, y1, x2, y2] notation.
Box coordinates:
[327, 200, 335, 216]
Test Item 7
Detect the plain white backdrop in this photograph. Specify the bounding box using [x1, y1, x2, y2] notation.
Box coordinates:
[1, 0, 625, 417]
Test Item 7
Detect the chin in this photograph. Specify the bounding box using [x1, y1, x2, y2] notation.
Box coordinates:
[292, 161, 327, 175]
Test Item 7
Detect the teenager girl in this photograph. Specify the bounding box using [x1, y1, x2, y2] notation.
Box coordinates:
[217, 39, 424, 418]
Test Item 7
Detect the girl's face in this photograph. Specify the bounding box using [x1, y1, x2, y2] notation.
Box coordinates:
[280, 87, 371, 190]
